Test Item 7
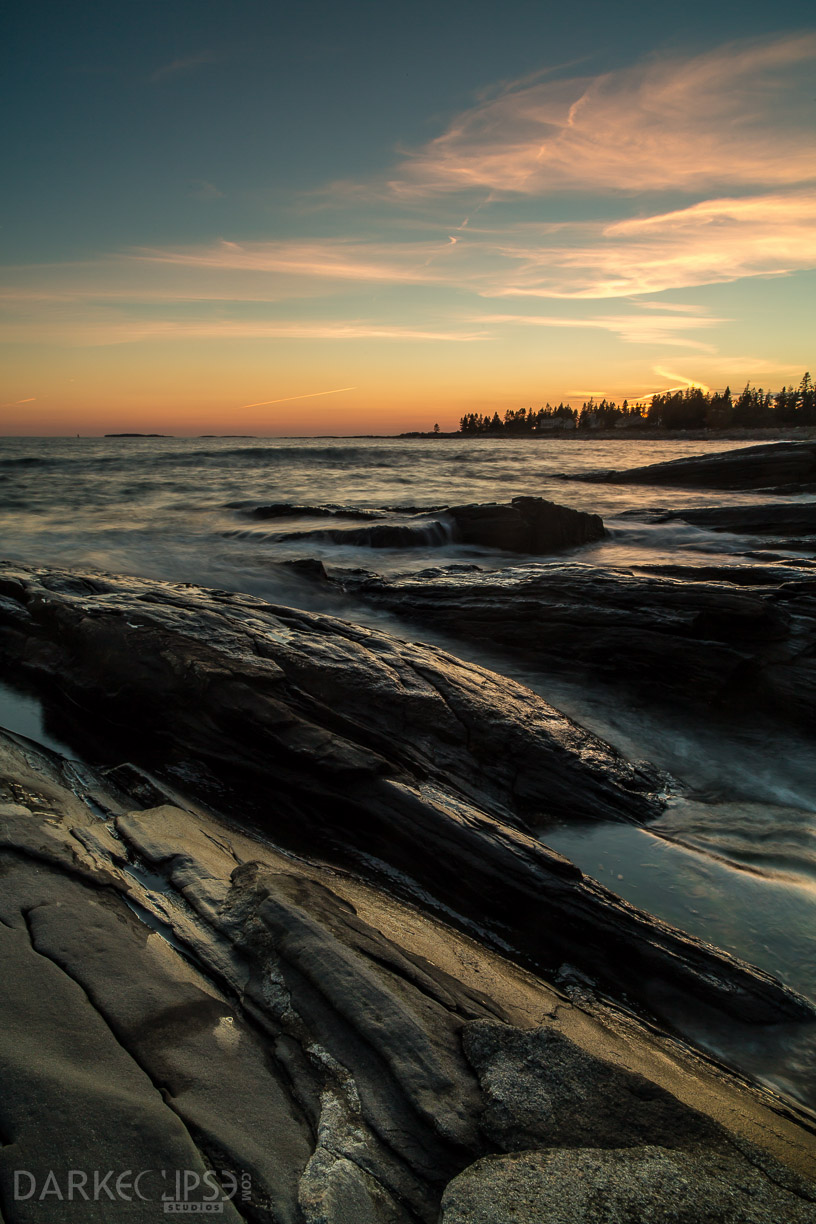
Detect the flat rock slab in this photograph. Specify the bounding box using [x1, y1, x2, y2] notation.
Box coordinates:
[1, 729, 816, 1223]
[0, 918, 243, 1224]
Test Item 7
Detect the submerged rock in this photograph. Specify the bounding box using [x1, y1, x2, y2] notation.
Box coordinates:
[625, 501, 816, 549]
[656, 502, 816, 536]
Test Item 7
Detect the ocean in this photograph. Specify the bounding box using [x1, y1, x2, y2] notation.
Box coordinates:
[1, 432, 815, 1096]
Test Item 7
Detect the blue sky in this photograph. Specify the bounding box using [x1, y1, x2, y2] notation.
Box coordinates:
[2, 1, 814, 433]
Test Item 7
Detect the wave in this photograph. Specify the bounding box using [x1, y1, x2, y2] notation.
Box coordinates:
[0, 443, 422, 477]
[164, 444, 414, 468]
[224, 518, 457, 550]
[0, 456, 53, 469]
[650, 799, 816, 886]
[228, 502, 386, 521]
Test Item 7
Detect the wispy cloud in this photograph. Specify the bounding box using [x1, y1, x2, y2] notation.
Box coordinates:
[4, 185, 815, 322]
[4, 30, 816, 375]
[480, 309, 724, 350]
[150, 52, 217, 84]
[0, 396, 36, 408]
[124, 183, 816, 299]
[133, 237, 464, 284]
[694, 355, 795, 379]
[380, 33, 816, 198]
[0, 313, 486, 346]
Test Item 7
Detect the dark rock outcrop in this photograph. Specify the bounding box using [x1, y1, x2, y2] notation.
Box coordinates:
[0, 562, 812, 1034]
[573, 441, 816, 490]
[337, 562, 816, 736]
[444, 497, 605, 553]
[461, 1020, 720, 1152]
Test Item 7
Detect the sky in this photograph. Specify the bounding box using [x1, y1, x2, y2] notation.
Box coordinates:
[1, 0, 814, 435]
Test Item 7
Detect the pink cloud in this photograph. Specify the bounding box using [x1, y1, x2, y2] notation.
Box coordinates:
[481, 191, 816, 297]
[382, 33, 816, 198]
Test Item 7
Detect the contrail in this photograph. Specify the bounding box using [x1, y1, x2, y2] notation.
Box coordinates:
[240, 386, 356, 409]
[630, 370, 712, 404]
[654, 367, 711, 394]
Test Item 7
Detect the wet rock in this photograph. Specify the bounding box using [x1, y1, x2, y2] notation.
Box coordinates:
[279, 519, 454, 549]
[445, 496, 605, 553]
[228, 502, 386, 521]
[281, 557, 332, 582]
[574, 440, 816, 490]
[0, 563, 668, 835]
[271, 497, 605, 555]
[643, 503, 816, 537]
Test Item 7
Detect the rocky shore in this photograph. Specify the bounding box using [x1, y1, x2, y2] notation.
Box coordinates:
[1, 442, 816, 1221]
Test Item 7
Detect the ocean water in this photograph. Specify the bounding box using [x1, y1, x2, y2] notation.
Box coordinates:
[1, 434, 810, 591]
[2, 433, 816, 1086]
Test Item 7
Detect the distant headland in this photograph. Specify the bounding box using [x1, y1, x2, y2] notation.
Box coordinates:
[403, 372, 814, 438]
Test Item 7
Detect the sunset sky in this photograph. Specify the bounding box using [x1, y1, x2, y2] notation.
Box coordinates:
[2, 0, 814, 435]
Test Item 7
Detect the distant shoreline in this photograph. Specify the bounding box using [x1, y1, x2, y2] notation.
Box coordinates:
[399, 425, 816, 442]
[9, 425, 816, 442]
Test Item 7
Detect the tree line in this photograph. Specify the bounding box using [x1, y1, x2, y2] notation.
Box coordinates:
[458, 373, 815, 434]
